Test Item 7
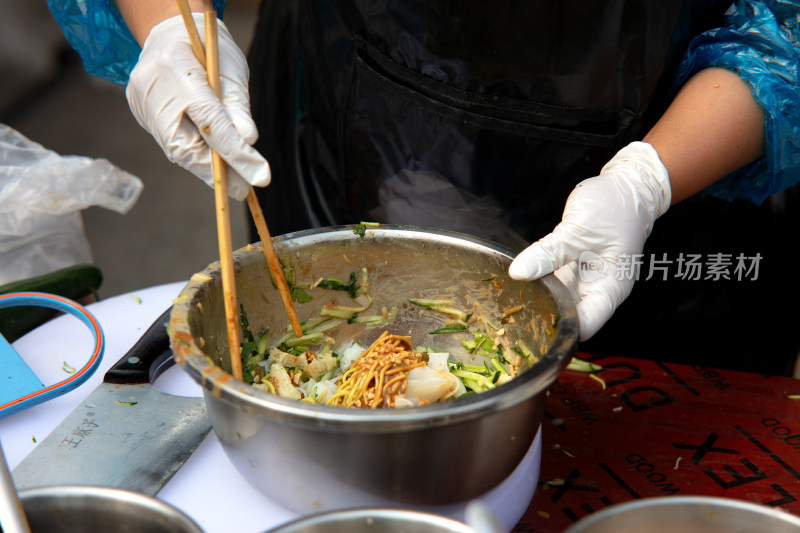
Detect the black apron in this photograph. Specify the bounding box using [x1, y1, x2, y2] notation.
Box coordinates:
[247, 0, 799, 376]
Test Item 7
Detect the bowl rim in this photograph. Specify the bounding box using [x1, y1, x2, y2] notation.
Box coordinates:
[169, 225, 578, 430]
[264, 506, 475, 532]
[562, 495, 800, 531]
[18, 485, 203, 530]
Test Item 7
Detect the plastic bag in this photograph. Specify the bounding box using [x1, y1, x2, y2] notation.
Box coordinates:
[0, 124, 143, 284]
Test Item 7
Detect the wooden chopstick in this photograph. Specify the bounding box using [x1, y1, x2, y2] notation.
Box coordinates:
[203, 11, 243, 380]
[175, 1, 303, 339]
[245, 190, 304, 337]
[176, 0, 205, 65]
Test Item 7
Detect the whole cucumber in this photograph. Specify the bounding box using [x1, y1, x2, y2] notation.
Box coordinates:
[0, 264, 103, 342]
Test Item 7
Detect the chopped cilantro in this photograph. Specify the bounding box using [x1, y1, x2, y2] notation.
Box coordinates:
[352, 221, 379, 238]
[292, 287, 313, 303]
[352, 224, 367, 238]
[318, 271, 359, 298]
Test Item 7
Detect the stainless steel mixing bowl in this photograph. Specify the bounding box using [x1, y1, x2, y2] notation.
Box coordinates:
[18, 485, 203, 532]
[169, 225, 577, 514]
[562, 496, 800, 533]
[263, 507, 474, 533]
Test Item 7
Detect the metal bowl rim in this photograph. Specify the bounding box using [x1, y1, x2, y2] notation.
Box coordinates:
[265, 506, 474, 532]
[18, 484, 203, 528]
[564, 495, 800, 531]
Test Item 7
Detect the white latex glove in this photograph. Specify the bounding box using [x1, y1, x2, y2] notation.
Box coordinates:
[126, 14, 270, 201]
[509, 142, 672, 341]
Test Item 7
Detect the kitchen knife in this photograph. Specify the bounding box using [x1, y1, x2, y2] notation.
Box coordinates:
[12, 306, 211, 496]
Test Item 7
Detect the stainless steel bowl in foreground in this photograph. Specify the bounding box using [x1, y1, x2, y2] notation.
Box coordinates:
[563, 496, 800, 533]
[264, 507, 473, 533]
[169, 225, 578, 514]
[18, 485, 203, 532]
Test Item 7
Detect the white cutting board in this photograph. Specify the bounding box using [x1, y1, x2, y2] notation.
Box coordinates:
[0, 282, 540, 532]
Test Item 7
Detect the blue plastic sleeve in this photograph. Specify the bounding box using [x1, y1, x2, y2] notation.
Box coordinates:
[675, 0, 800, 204]
[47, 0, 227, 86]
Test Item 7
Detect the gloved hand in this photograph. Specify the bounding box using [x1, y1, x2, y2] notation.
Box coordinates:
[509, 142, 672, 341]
[126, 13, 270, 201]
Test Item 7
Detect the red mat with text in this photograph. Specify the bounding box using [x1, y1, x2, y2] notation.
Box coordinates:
[514, 353, 800, 532]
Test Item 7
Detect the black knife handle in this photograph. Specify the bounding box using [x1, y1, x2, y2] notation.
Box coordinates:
[104, 306, 174, 385]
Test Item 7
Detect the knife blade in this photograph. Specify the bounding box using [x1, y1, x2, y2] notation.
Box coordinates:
[12, 306, 211, 496]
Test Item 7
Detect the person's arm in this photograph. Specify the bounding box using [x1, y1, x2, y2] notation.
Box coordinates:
[643, 67, 765, 204]
[116, 0, 211, 46]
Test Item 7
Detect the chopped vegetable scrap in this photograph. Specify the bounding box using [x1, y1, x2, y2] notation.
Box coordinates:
[566, 357, 603, 373]
[429, 324, 468, 335]
[318, 272, 360, 299]
[409, 299, 472, 324]
[566, 357, 606, 389]
[589, 373, 607, 389]
[352, 221, 380, 238]
[291, 287, 313, 303]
